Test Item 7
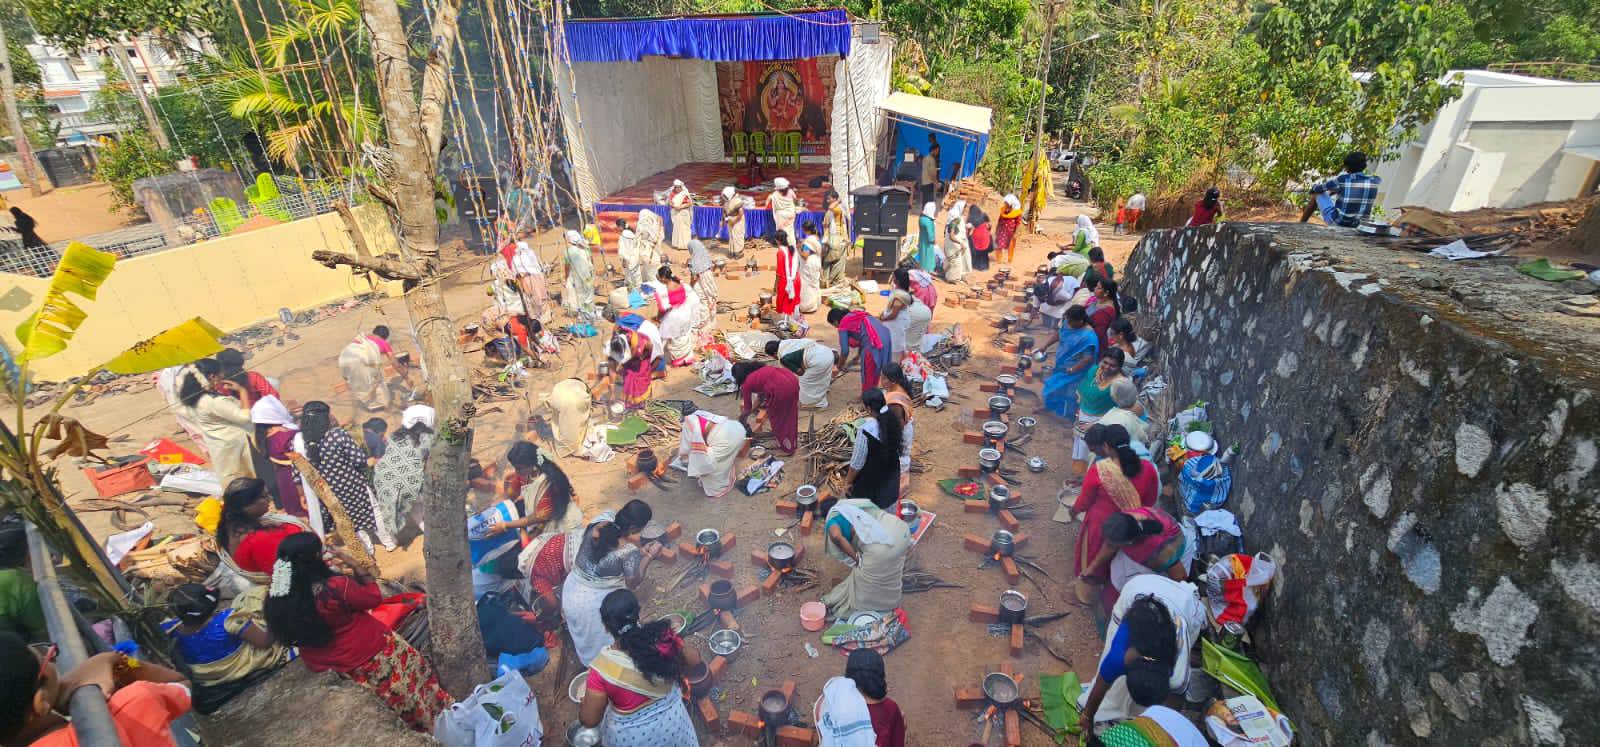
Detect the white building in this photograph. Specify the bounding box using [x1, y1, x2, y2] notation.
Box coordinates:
[25, 35, 201, 144]
[1373, 70, 1600, 212]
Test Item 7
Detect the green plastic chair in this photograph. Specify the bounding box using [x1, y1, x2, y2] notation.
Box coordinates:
[209, 197, 246, 234]
[729, 131, 748, 166]
[748, 131, 770, 168]
[245, 173, 292, 222]
[776, 131, 802, 168]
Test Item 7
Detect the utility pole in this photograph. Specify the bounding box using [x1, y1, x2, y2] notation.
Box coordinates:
[108, 36, 171, 151]
[1032, 0, 1060, 164]
[0, 20, 42, 195]
[315, 0, 489, 698]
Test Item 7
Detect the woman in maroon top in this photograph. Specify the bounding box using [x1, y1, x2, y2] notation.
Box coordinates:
[1186, 186, 1224, 226]
[733, 362, 801, 455]
[1085, 278, 1121, 355]
[263, 532, 451, 731]
[848, 648, 907, 747]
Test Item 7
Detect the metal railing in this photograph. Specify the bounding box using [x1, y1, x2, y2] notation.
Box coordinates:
[25, 522, 123, 746]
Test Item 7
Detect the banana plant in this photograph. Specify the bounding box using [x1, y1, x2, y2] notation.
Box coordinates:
[2, 242, 226, 619]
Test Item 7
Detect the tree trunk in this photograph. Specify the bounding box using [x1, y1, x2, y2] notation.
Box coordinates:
[359, 0, 487, 697]
[0, 22, 42, 196]
[109, 38, 172, 151]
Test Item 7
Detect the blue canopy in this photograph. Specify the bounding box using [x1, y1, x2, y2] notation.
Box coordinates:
[564, 9, 853, 63]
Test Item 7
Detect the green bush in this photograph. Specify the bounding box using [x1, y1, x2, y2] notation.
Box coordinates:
[95, 133, 178, 215]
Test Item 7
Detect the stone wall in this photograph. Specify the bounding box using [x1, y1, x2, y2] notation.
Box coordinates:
[1125, 223, 1599, 745]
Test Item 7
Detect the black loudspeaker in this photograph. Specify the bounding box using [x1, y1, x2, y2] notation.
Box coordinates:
[454, 175, 501, 254]
[850, 185, 912, 236]
[861, 235, 899, 271]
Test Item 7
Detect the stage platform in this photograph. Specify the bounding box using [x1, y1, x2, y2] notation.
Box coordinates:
[594, 162, 835, 249]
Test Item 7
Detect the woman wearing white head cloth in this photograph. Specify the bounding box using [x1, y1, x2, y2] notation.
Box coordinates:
[667, 179, 693, 250]
[615, 217, 643, 292]
[675, 410, 749, 498]
[372, 405, 434, 543]
[767, 176, 798, 239]
[943, 200, 971, 283]
[915, 201, 938, 273]
[563, 229, 598, 317]
[685, 238, 718, 328]
[1074, 214, 1101, 252]
[721, 186, 747, 258]
[996, 193, 1023, 263]
[252, 395, 310, 520]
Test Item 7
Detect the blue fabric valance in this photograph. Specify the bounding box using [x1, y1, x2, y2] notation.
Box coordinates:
[564, 10, 853, 63]
[593, 203, 829, 243]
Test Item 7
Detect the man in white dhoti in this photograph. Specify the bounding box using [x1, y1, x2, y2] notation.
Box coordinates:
[722, 186, 747, 258]
[676, 410, 748, 498]
[766, 338, 835, 409]
[667, 179, 694, 250]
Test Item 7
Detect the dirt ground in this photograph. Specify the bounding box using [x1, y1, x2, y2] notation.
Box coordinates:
[5, 182, 141, 239]
[39, 175, 1141, 745]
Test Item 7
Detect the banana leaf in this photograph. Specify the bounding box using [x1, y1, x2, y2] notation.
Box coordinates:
[937, 478, 987, 500]
[13, 243, 117, 363]
[1037, 671, 1082, 741]
[101, 318, 227, 375]
[1202, 637, 1280, 711]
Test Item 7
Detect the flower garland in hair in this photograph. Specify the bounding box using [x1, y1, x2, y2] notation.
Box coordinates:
[268, 559, 294, 597]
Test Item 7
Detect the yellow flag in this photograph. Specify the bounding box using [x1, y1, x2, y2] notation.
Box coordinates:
[14, 242, 117, 363]
[101, 318, 226, 375]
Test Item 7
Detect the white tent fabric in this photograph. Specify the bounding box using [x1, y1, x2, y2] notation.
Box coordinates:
[555, 29, 895, 212]
[829, 32, 895, 212]
[555, 57, 724, 204]
[877, 92, 993, 136]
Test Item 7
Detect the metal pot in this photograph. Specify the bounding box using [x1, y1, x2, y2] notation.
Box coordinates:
[988, 484, 1012, 513]
[1015, 354, 1033, 372]
[1027, 456, 1047, 473]
[596, 360, 613, 379]
[767, 541, 797, 572]
[696, 529, 723, 559]
[707, 580, 737, 611]
[998, 313, 1019, 332]
[795, 484, 818, 516]
[707, 627, 743, 657]
[982, 672, 1021, 710]
[758, 291, 775, 307]
[987, 395, 1013, 420]
[898, 499, 920, 524]
[747, 303, 762, 320]
[981, 420, 1009, 449]
[1016, 335, 1036, 355]
[758, 689, 790, 732]
[978, 448, 1003, 474]
[998, 589, 1028, 625]
[995, 373, 1019, 397]
[990, 529, 1016, 556]
[639, 521, 666, 543]
[1015, 416, 1038, 435]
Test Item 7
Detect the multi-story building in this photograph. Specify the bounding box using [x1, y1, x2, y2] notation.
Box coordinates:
[24, 34, 205, 144]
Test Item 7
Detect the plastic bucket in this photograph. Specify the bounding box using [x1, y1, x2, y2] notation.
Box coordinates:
[799, 601, 827, 631]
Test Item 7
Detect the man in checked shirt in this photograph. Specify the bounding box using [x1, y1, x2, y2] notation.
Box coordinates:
[1300, 151, 1383, 228]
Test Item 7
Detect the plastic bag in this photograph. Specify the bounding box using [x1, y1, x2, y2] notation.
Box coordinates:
[433, 669, 544, 747]
[1204, 553, 1276, 627]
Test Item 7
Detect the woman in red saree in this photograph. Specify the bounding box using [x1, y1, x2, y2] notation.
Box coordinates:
[773, 230, 802, 326]
[733, 362, 800, 454]
[1071, 424, 1157, 613]
[605, 328, 654, 409]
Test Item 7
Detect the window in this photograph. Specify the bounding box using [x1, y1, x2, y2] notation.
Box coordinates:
[126, 48, 138, 59]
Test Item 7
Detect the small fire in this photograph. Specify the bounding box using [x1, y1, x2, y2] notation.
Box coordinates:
[993, 552, 1002, 561]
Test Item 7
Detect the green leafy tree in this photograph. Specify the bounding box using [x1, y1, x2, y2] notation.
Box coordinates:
[22, 0, 217, 52]
[94, 130, 176, 212]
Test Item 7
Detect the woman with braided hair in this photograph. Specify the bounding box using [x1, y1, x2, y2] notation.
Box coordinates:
[576, 589, 701, 746]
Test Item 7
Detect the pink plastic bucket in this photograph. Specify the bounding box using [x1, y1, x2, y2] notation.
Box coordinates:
[799, 602, 827, 631]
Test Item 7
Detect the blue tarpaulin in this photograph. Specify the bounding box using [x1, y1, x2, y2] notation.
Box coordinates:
[564, 9, 853, 63]
[892, 121, 988, 182]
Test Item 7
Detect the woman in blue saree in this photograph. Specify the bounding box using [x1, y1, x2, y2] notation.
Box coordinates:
[1042, 305, 1099, 418]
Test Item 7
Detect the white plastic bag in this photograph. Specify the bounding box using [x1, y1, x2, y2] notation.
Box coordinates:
[433, 669, 544, 747]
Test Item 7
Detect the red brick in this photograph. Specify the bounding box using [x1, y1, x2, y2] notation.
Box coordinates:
[708, 559, 735, 578]
[963, 431, 984, 445]
[958, 466, 981, 478]
[776, 726, 813, 747]
[1000, 557, 1020, 584]
[962, 299, 980, 309]
[780, 680, 797, 704]
[997, 510, 1021, 531]
[799, 511, 814, 535]
[663, 522, 683, 540]
[954, 687, 987, 707]
[793, 544, 805, 561]
[1004, 710, 1021, 747]
[736, 584, 761, 605]
[979, 382, 998, 393]
[1003, 343, 1018, 354]
[943, 297, 960, 308]
[1011, 533, 1029, 549]
[696, 697, 720, 729]
[720, 533, 737, 552]
[761, 571, 782, 594]
[726, 710, 761, 738]
[970, 407, 988, 419]
[719, 610, 739, 631]
[999, 661, 1015, 677]
[707, 655, 728, 681]
[751, 549, 770, 566]
[1009, 624, 1024, 657]
[698, 583, 711, 601]
[774, 500, 798, 515]
[970, 604, 1000, 623]
[964, 500, 989, 514]
[725, 271, 743, 280]
[963, 533, 991, 552]
[657, 546, 678, 563]
[627, 473, 648, 490]
[679, 541, 698, 557]
[332, 381, 350, 394]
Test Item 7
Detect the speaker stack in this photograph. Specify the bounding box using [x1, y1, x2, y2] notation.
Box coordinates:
[850, 185, 912, 273]
[454, 174, 502, 254]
